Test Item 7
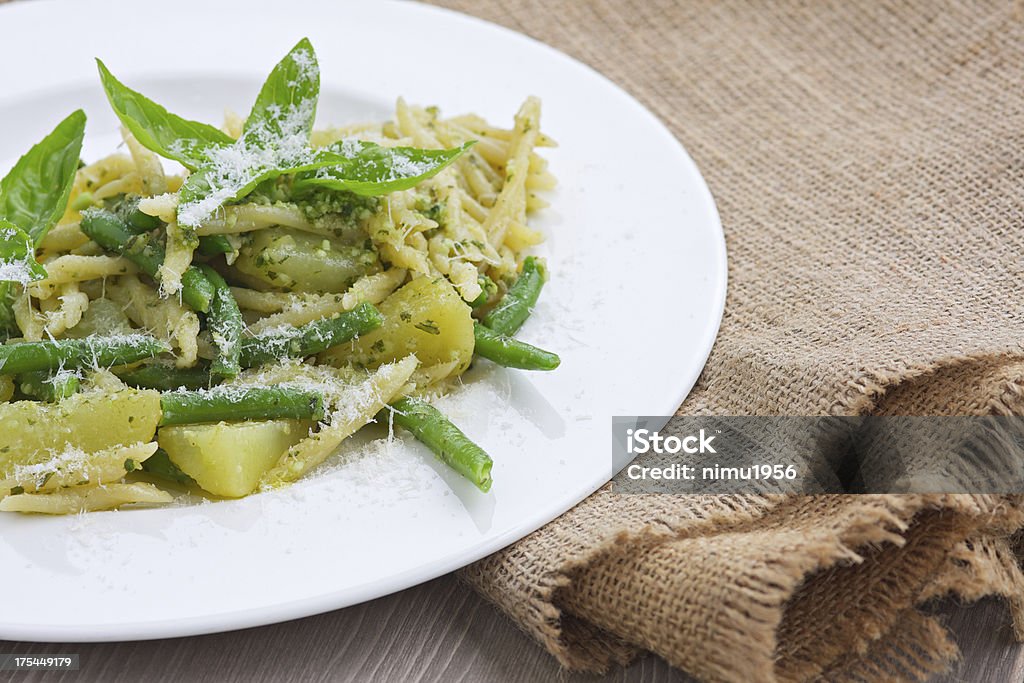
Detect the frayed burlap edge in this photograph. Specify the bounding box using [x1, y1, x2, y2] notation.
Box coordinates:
[462, 494, 785, 671]
[815, 610, 959, 683]
[923, 532, 1024, 640]
[463, 494, 1023, 682]
[460, 356, 1024, 682]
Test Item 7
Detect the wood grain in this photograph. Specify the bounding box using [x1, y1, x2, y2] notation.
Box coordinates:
[0, 576, 686, 682]
[931, 598, 1024, 683]
[0, 576, 1020, 682]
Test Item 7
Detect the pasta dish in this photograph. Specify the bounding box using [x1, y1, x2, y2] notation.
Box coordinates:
[0, 39, 558, 514]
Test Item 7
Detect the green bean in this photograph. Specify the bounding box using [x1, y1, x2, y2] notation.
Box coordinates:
[0, 335, 170, 375]
[178, 267, 216, 313]
[472, 323, 560, 371]
[127, 212, 160, 234]
[199, 265, 242, 379]
[115, 362, 213, 391]
[141, 448, 194, 486]
[82, 208, 156, 268]
[17, 370, 80, 402]
[127, 207, 161, 232]
[197, 234, 234, 257]
[80, 209, 214, 312]
[98, 195, 161, 233]
[159, 387, 325, 426]
[469, 275, 497, 308]
[117, 196, 162, 233]
[482, 256, 546, 335]
[239, 302, 383, 367]
[383, 396, 493, 492]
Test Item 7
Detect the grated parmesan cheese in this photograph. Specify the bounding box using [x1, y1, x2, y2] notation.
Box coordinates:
[0, 262, 35, 285]
[0, 224, 38, 285]
[177, 103, 317, 227]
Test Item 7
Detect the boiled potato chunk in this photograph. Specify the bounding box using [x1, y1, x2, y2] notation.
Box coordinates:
[159, 419, 312, 498]
[259, 356, 419, 489]
[321, 277, 473, 381]
[0, 389, 162, 476]
[232, 228, 379, 293]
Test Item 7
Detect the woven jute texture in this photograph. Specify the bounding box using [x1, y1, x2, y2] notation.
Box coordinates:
[424, 1, 1024, 681]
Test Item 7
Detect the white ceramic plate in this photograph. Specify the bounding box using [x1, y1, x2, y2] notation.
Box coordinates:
[0, 0, 726, 642]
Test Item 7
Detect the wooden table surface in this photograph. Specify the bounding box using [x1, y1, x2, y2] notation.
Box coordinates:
[1, 576, 1021, 682]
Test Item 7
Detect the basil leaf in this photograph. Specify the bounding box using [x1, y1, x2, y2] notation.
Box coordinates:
[175, 39, 322, 227]
[97, 59, 234, 170]
[0, 111, 80, 335]
[0, 219, 47, 284]
[242, 38, 319, 144]
[292, 141, 473, 196]
[179, 142, 472, 226]
[172, 39, 469, 226]
[0, 110, 86, 244]
[177, 154, 340, 228]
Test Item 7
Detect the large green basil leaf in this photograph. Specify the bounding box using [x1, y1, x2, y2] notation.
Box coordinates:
[153, 38, 470, 226]
[0, 220, 47, 284]
[175, 39, 323, 227]
[292, 141, 473, 196]
[0, 109, 86, 244]
[177, 142, 471, 227]
[177, 154, 340, 228]
[242, 38, 319, 145]
[0, 112, 81, 335]
[97, 59, 234, 170]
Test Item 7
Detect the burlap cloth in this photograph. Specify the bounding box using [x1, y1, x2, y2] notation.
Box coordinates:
[421, 1, 1024, 681]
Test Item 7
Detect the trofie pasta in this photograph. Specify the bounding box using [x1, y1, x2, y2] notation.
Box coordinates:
[0, 38, 559, 514]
